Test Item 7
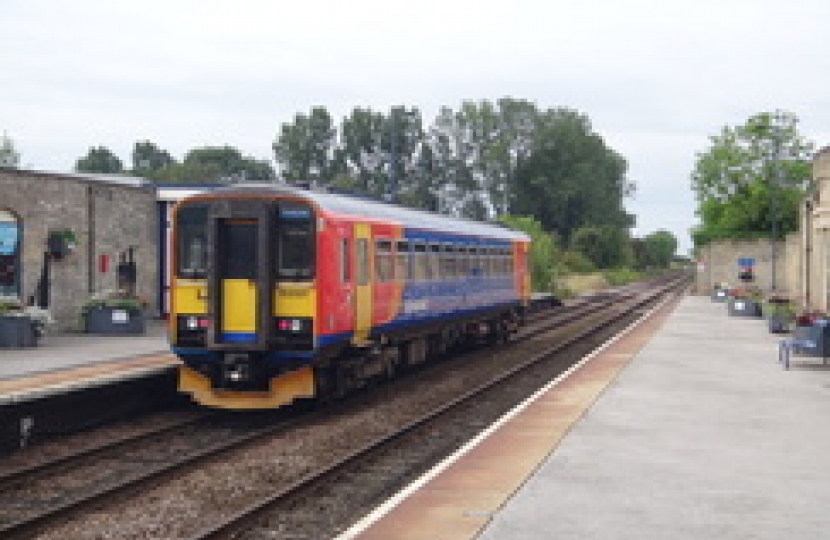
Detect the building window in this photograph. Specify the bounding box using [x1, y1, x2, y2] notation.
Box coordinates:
[0, 209, 22, 297]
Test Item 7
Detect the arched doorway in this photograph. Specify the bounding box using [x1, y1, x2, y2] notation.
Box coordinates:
[0, 209, 21, 297]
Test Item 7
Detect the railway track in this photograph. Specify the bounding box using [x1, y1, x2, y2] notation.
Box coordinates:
[4, 274, 688, 539]
[187, 275, 687, 540]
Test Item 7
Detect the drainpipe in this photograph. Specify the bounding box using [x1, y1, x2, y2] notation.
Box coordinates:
[87, 185, 95, 294]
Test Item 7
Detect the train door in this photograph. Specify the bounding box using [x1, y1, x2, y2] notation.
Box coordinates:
[353, 223, 372, 345]
[217, 218, 258, 342]
[206, 200, 272, 349]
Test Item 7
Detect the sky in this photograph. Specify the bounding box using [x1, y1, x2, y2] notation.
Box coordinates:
[2, 0, 830, 255]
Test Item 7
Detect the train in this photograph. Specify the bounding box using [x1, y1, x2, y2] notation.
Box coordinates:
[168, 183, 531, 409]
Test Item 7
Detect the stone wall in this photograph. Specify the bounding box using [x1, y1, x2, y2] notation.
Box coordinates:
[0, 168, 158, 330]
[695, 238, 790, 296]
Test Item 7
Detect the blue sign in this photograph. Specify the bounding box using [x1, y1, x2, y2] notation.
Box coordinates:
[738, 258, 755, 267]
[0, 222, 18, 255]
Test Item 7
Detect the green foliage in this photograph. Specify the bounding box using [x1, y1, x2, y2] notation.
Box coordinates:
[510, 108, 634, 243]
[81, 290, 145, 316]
[637, 230, 677, 269]
[497, 215, 559, 293]
[690, 110, 814, 247]
[602, 268, 642, 287]
[150, 145, 275, 184]
[559, 250, 596, 273]
[75, 146, 124, 174]
[132, 140, 176, 174]
[0, 295, 22, 315]
[0, 131, 20, 168]
[570, 225, 633, 269]
[273, 106, 337, 185]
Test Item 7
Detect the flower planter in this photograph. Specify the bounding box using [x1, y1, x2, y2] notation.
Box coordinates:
[791, 322, 830, 358]
[84, 307, 145, 335]
[728, 298, 762, 318]
[0, 315, 37, 347]
[767, 314, 792, 334]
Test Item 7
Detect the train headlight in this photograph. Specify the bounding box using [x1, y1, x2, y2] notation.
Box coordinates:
[291, 319, 302, 332]
[187, 316, 198, 330]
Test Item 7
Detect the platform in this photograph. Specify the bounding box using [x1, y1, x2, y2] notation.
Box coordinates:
[342, 294, 830, 540]
[0, 320, 175, 405]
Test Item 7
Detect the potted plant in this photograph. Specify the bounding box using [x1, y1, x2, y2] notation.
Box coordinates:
[790, 310, 830, 359]
[47, 229, 78, 260]
[711, 282, 730, 302]
[727, 286, 763, 318]
[81, 289, 146, 335]
[763, 295, 796, 334]
[0, 295, 40, 347]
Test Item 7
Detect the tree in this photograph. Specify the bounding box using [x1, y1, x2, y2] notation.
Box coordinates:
[639, 230, 677, 269]
[511, 108, 634, 243]
[0, 132, 20, 168]
[273, 106, 336, 185]
[571, 225, 633, 269]
[132, 140, 175, 176]
[498, 214, 559, 292]
[690, 110, 814, 246]
[75, 146, 124, 174]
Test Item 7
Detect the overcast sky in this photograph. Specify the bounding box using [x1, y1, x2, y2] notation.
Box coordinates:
[2, 0, 829, 254]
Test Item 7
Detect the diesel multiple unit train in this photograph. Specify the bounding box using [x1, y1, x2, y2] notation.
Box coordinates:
[169, 183, 531, 409]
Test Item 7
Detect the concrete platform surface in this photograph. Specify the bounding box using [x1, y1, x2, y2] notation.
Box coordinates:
[478, 295, 830, 540]
[0, 319, 169, 380]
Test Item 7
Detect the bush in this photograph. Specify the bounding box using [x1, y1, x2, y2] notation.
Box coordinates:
[603, 268, 642, 287]
[559, 250, 596, 274]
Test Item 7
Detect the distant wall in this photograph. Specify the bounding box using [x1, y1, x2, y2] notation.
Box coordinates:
[695, 238, 790, 296]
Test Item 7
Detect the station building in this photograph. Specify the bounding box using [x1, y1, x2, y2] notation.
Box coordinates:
[0, 167, 158, 330]
[695, 146, 830, 312]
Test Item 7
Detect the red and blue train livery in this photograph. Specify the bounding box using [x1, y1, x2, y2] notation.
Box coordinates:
[169, 183, 531, 409]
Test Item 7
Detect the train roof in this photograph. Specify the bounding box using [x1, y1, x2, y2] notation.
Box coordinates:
[204, 182, 529, 241]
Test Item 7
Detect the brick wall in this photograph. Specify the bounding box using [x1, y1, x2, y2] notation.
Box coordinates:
[0, 168, 158, 330]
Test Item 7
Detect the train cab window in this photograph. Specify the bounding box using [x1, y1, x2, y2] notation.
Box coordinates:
[413, 243, 428, 281]
[375, 240, 394, 282]
[340, 239, 350, 283]
[429, 244, 441, 280]
[176, 204, 208, 279]
[276, 203, 314, 280]
[395, 241, 409, 282]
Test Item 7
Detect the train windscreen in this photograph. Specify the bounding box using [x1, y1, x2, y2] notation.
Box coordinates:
[276, 203, 314, 279]
[176, 204, 208, 279]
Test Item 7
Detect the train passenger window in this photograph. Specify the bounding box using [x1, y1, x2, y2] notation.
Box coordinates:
[176, 204, 208, 279]
[413, 243, 428, 281]
[356, 239, 369, 286]
[340, 239, 350, 283]
[375, 240, 394, 282]
[276, 203, 314, 279]
[458, 246, 469, 276]
[395, 241, 409, 282]
[442, 245, 456, 279]
[429, 244, 441, 280]
[507, 248, 514, 273]
[470, 247, 480, 276]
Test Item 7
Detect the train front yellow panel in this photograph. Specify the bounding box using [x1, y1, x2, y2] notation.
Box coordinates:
[222, 278, 257, 340]
[273, 283, 316, 318]
[173, 280, 207, 314]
